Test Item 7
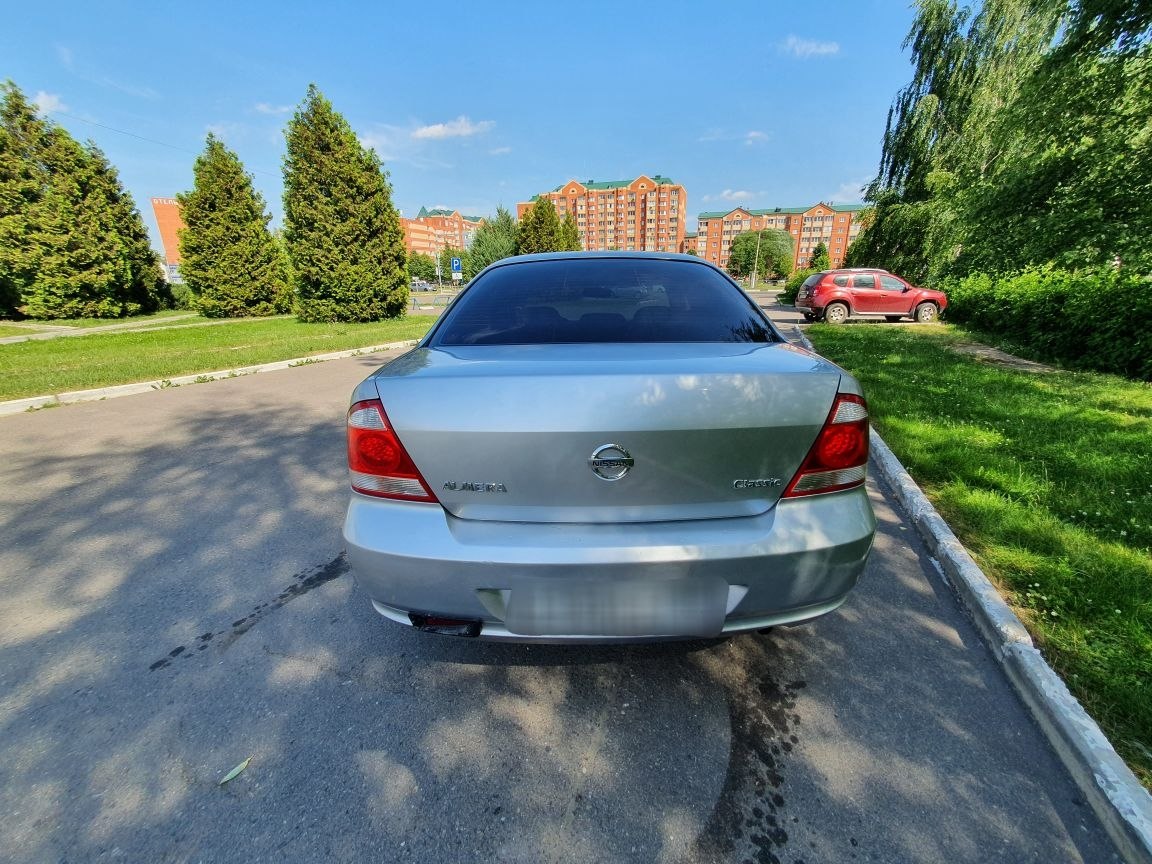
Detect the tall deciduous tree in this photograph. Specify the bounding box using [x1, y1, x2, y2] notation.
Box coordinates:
[438, 246, 466, 283]
[178, 134, 289, 318]
[283, 84, 407, 321]
[808, 242, 831, 271]
[559, 212, 583, 251]
[517, 198, 561, 254]
[408, 252, 436, 282]
[726, 230, 794, 280]
[853, 0, 1066, 280]
[464, 206, 519, 278]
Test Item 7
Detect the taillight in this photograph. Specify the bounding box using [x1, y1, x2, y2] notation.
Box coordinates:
[347, 399, 437, 502]
[782, 393, 869, 497]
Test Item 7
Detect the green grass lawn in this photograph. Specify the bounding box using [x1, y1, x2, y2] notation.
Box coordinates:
[0, 325, 43, 338]
[0, 316, 434, 400]
[807, 323, 1152, 787]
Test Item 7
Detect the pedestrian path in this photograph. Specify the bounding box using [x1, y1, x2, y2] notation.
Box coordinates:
[1, 313, 223, 344]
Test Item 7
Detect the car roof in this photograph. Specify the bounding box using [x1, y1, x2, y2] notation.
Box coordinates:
[477, 250, 730, 279]
[497, 251, 705, 265]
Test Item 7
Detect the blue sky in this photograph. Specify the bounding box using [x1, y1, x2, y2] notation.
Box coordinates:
[4, 1, 918, 253]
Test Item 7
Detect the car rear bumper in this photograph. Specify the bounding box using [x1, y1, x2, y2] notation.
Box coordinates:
[343, 486, 876, 642]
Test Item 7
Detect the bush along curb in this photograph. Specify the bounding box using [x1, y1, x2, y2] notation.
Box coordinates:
[0, 340, 419, 417]
[792, 326, 1152, 864]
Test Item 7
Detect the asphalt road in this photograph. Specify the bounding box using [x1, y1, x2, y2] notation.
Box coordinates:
[0, 333, 1120, 863]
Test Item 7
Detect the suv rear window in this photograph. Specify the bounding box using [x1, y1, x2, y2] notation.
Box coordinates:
[430, 259, 779, 346]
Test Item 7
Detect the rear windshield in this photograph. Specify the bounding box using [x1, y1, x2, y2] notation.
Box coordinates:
[430, 258, 779, 346]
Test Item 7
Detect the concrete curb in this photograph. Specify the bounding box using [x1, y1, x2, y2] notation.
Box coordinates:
[792, 326, 1152, 863]
[0, 340, 418, 417]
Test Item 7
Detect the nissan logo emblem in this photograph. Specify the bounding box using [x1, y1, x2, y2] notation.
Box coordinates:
[588, 444, 634, 481]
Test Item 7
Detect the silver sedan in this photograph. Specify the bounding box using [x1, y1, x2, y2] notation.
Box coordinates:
[343, 252, 875, 641]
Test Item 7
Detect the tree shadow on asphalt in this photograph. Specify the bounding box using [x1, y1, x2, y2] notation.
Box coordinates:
[0, 371, 1117, 864]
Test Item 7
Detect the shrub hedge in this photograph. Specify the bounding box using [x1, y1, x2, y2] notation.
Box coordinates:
[777, 268, 814, 306]
[941, 266, 1152, 380]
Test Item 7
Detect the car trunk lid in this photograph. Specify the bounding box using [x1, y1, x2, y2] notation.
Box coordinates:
[371, 343, 844, 523]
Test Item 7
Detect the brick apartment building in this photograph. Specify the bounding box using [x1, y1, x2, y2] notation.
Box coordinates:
[150, 197, 185, 282]
[400, 207, 484, 257]
[696, 202, 865, 272]
[517, 175, 686, 253]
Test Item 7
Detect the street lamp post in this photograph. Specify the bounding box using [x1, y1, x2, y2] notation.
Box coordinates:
[750, 230, 763, 292]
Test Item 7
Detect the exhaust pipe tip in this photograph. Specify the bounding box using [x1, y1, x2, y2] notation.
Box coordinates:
[408, 612, 483, 638]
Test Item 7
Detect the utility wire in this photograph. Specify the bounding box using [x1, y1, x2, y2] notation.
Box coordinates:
[52, 110, 281, 178]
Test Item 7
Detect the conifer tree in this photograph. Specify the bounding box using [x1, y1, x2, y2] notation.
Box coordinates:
[86, 145, 167, 313]
[23, 127, 126, 318]
[559, 212, 583, 251]
[0, 81, 50, 316]
[1, 80, 167, 318]
[517, 198, 561, 254]
[178, 134, 289, 318]
[808, 242, 831, 271]
[464, 206, 519, 278]
[283, 84, 407, 321]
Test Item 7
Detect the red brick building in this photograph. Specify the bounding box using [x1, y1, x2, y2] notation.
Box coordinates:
[400, 207, 484, 257]
[517, 175, 686, 253]
[695, 203, 865, 272]
[150, 197, 185, 281]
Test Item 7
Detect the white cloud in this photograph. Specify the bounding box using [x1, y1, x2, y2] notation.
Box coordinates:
[829, 178, 869, 203]
[56, 44, 74, 69]
[699, 128, 769, 145]
[411, 116, 495, 140]
[359, 124, 453, 169]
[702, 189, 756, 203]
[33, 91, 67, 115]
[254, 102, 293, 115]
[488, 146, 512, 156]
[781, 35, 840, 58]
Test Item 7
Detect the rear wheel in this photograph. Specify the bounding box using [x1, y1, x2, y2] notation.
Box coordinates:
[823, 302, 849, 324]
[914, 303, 938, 323]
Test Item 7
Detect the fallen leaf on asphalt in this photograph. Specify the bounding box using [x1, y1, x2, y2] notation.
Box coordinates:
[218, 757, 251, 786]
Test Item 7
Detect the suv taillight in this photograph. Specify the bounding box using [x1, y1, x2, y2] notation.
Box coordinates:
[347, 400, 437, 502]
[782, 394, 869, 497]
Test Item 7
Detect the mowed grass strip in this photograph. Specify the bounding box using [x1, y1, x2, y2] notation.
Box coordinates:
[0, 316, 434, 400]
[807, 323, 1152, 788]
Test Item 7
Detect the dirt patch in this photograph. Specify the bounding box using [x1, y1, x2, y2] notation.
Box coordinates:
[947, 341, 1056, 373]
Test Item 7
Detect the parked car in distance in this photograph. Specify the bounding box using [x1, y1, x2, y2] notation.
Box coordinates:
[344, 252, 876, 642]
[410, 278, 434, 291]
[795, 268, 948, 324]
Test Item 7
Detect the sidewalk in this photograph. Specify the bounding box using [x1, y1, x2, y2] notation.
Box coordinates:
[0, 313, 202, 344]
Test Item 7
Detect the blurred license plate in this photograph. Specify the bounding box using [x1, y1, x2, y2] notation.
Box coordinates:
[505, 577, 728, 637]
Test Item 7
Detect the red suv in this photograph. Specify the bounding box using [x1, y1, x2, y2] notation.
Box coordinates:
[795, 269, 948, 324]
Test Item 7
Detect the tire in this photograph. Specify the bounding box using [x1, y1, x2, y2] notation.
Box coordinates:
[914, 303, 939, 323]
[823, 302, 849, 324]
[885, 315, 903, 322]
